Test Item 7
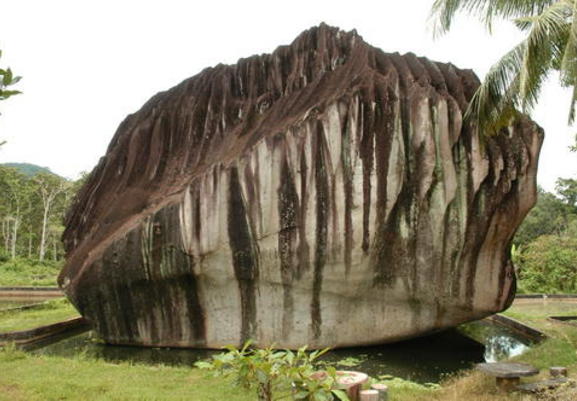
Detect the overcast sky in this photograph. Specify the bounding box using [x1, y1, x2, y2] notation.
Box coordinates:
[0, 0, 575, 191]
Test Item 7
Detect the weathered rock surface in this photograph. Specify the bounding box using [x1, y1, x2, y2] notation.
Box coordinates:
[60, 24, 543, 349]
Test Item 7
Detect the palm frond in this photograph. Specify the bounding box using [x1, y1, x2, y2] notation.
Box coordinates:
[560, 2, 577, 123]
[464, 42, 526, 133]
[568, 83, 577, 123]
[431, 0, 559, 36]
[519, 1, 572, 110]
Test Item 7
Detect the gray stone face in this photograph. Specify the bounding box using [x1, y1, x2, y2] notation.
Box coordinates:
[60, 24, 543, 349]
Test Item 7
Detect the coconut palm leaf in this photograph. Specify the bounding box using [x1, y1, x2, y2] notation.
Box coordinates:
[465, 42, 525, 132]
[431, 0, 577, 133]
[431, 0, 559, 36]
[558, 2, 577, 122]
[518, 1, 571, 110]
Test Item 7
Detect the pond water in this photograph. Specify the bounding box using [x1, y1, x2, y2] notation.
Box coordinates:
[29, 318, 534, 384]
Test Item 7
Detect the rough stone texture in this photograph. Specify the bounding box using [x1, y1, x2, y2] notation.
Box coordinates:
[60, 24, 544, 349]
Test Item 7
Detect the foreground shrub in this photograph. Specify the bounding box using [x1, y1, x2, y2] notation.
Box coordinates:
[196, 341, 348, 401]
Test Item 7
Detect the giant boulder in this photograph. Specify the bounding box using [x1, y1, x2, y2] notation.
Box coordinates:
[60, 24, 543, 349]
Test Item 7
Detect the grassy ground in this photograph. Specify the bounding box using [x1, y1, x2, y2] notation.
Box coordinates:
[0, 298, 576, 400]
[0, 258, 61, 287]
[0, 298, 79, 333]
[0, 346, 252, 401]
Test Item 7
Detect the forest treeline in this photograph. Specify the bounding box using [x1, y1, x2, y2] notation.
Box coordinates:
[0, 164, 85, 263]
[513, 178, 577, 293]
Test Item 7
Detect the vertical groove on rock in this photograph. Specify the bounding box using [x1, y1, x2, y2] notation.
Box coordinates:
[278, 156, 300, 339]
[228, 167, 259, 343]
[297, 140, 311, 278]
[311, 121, 329, 340]
[360, 96, 374, 254]
[341, 109, 353, 275]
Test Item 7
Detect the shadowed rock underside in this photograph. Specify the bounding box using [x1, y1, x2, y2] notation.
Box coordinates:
[60, 24, 543, 349]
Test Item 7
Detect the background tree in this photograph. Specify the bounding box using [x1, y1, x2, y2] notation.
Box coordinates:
[513, 177, 577, 293]
[514, 185, 576, 246]
[34, 172, 68, 261]
[0, 167, 33, 259]
[430, 1, 577, 133]
[0, 165, 75, 262]
[0, 164, 83, 286]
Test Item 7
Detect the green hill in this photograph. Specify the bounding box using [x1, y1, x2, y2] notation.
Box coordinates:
[1, 163, 54, 176]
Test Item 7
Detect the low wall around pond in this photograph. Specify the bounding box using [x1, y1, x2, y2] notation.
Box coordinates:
[0, 287, 62, 298]
[486, 314, 547, 343]
[0, 317, 90, 346]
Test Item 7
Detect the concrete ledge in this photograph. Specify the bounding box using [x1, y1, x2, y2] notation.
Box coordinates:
[0, 287, 60, 291]
[0, 317, 89, 345]
[548, 316, 577, 327]
[0, 287, 62, 298]
[516, 294, 577, 299]
[487, 314, 547, 342]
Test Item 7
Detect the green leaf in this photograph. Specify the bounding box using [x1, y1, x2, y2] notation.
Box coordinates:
[313, 390, 331, 401]
[4, 68, 12, 85]
[0, 90, 22, 100]
[332, 389, 350, 401]
[293, 390, 310, 399]
[256, 369, 268, 384]
[194, 361, 213, 370]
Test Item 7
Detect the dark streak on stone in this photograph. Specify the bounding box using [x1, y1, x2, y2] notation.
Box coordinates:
[360, 97, 374, 254]
[278, 156, 300, 339]
[311, 121, 329, 340]
[228, 166, 259, 343]
[297, 138, 311, 278]
[193, 187, 202, 243]
[341, 110, 353, 275]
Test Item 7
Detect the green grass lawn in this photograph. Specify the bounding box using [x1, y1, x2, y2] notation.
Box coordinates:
[0, 298, 79, 333]
[0, 346, 253, 401]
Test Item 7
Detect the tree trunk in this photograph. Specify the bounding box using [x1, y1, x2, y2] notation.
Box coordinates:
[39, 202, 50, 261]
[11, 206, 20, 259]
[2, 218, 9, 253]
[11, 216, 18, 259]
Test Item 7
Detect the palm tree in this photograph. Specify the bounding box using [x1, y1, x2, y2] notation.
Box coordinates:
[430, 0, 577, 134]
